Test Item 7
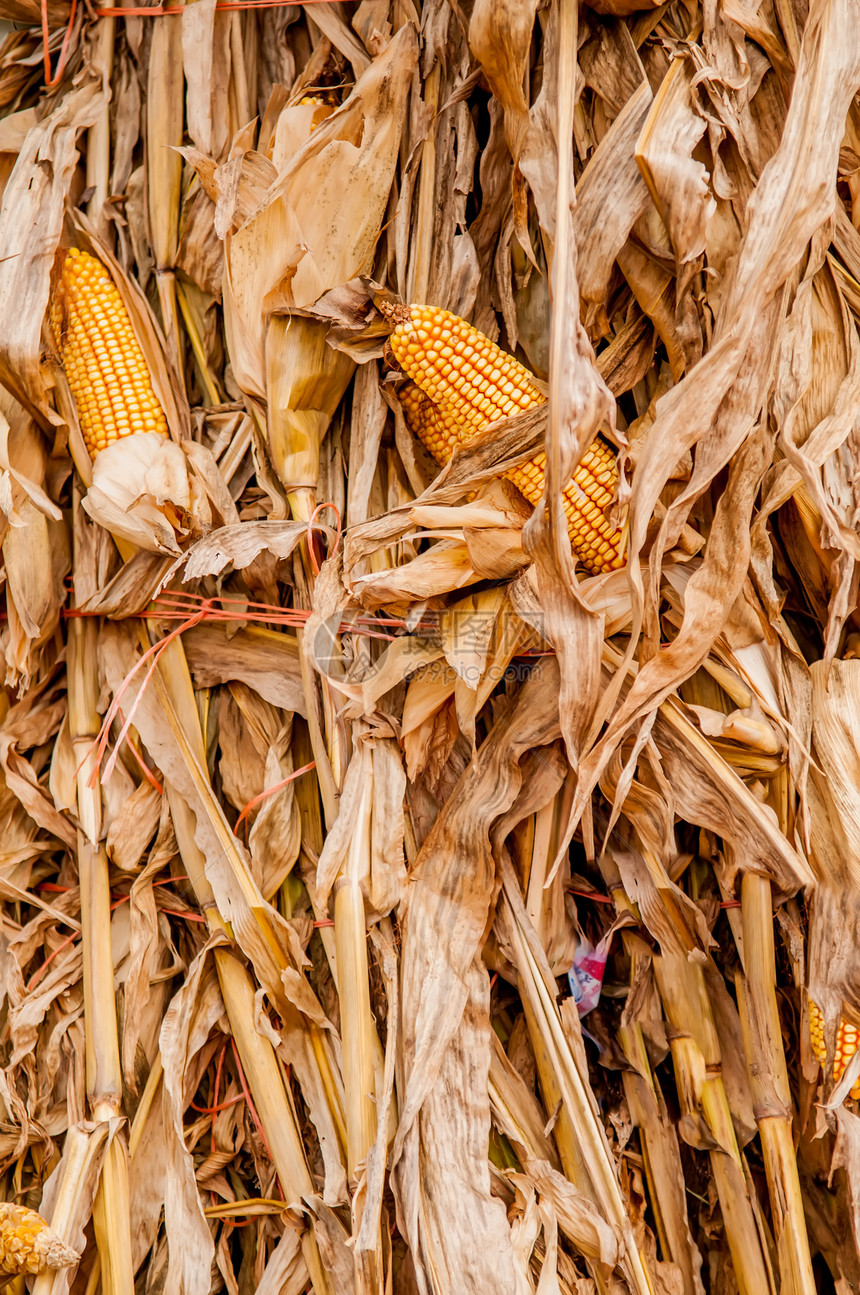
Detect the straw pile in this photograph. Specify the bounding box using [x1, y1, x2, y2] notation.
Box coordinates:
[0, 0, 857, 1291]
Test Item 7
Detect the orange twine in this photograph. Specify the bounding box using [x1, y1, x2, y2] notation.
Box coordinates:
[72, 560, 539, 790]
[41, 0, 77, 86]
[306, 500, 342, 576]
[89, 598, 216, 788]
[81, 587, 399, 791]
[117, 707, 164, 794]
[230, 1038, 273, 1163]
[234, 760, 316, 832]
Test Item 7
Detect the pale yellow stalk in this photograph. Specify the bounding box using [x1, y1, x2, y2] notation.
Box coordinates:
[146, 17, 186, 389]
[31, 1127, 107, 1295]
[333, 774, 379, 1180]
[735, 807, 815, 1294]
[85, 0, 115, 239]
[176, 279, 223, 407]
[618, 942, 703, 1295]
[406, 62, 440, 305]
[654, 953, 776, 1295]
[67, 549, 133, 1295]
[501, 880, 655, 1295]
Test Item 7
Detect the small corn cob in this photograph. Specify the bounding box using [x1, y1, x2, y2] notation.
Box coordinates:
[808, 999, 860, 1099]
[398, 379, 458, 459]
[0, 1204, 78, 1276]
[50, 247, 168, 460]
[383, 303, 625, 575]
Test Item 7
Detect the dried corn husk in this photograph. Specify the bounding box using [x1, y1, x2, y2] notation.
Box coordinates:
[0, 1, 859, 1293]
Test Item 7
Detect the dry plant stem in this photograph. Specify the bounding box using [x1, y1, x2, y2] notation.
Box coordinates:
[85, 0, 115, 237]
[83, 1261, 100, 1295]
[488, 1033, 559, 1166]
[321, 669, 348, 799]
[407, 62, 440, 304]
[165, 782, 334, 1295]
[291, 629, 376, 1163]
[323, 754, 380, 1187]
[325, 717, 377, 1183]
[32, 1128, 103, 1295]
[518, 819, 590, 1189]
[146, 21, 183, 254]
[146, 633, 345, 1133]
[293, 525, 380, 1180]
[654, 953, 775, 1295]
[618, 1016, 702, 1295]
[333, 768, 378, 1176]
[294, 731, 392, 1145]
[175, 279, 222, 406]
[108, 614, 335, 1294]
[618, 1042, 672, 1254]
[146, 18, 185, 388]
[519, 992, 603, 1197]
[91, 1155, 132, 1295]
[154, 270, 184, 400]
[334, 872, 378, 1180]
[291, 722, 339, 970]
[295, 626, 339, 829]
[213, 946, 314, 1202]
[525, 795, 557, 939]
[128, 1055, 163, 1160]
[737, 871, 815, 1295]
[67, 612, 133, 1295]
[503, 892, 655, 1294]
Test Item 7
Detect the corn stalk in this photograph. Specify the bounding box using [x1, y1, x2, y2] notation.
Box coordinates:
[85, 0, 115, 239]
[146, 15, 185, 389]
[146, 634, 336, 1295]
[500, 862, 656, 1295]
[735, 759, 815, 1295]
[67, 507, 132, 1295]
[654, 951, 776, 1295]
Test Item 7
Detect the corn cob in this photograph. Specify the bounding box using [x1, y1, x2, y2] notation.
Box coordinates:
[0, 1204, 78, 1276]
[50, 248, 168, 460]
[398, 379, 457, 459]
[808, 999, 860, 1099]
[383, 303, 625, 575]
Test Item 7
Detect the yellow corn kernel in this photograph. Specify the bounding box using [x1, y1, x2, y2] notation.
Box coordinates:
[51, 247, 168, 461]
[397, 380, 458, 465]
[0, 1204, 78, 1276]
[809, 999, 860, 1100]
[384, 302, 625, 575]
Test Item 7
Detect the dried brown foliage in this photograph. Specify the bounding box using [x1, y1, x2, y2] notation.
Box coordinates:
[0, 0, 857, 1291]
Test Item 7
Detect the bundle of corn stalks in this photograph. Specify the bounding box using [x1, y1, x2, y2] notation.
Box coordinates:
[0, 0, 859, 1291]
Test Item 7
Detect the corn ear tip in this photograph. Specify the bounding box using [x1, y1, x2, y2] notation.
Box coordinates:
[34, 1230, 80, 1271]
[0, 1204, 78, 1274]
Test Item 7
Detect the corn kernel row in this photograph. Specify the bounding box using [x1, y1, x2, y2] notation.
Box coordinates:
[808, 999, 860, 1100]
